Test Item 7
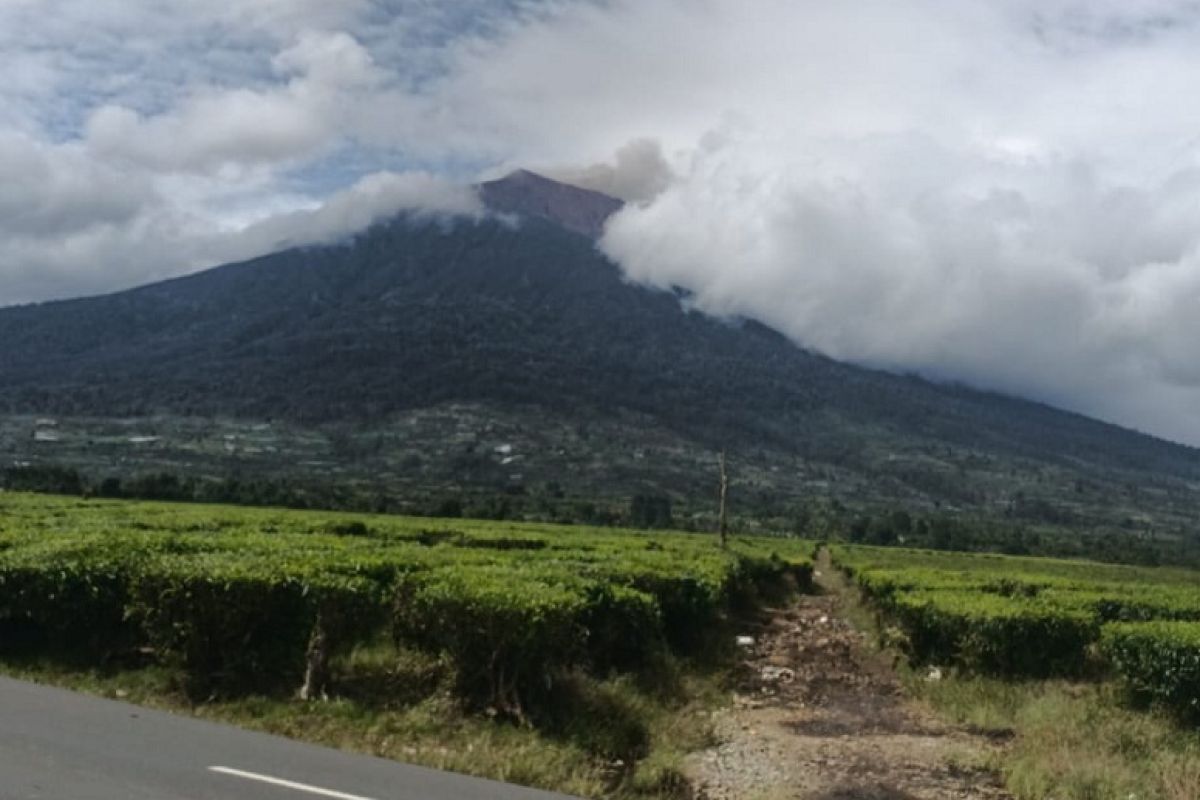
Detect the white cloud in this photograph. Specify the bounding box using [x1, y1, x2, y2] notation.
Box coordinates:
[84, 31, 381, 173]
[0, 7, 494, 305]
[0, 132, 152, 237]
[226, 170, 482, 256]
[542, 139, 674, 202]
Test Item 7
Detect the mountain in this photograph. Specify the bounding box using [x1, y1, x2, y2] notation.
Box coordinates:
[478, 169, 624, 238]
[1, 171, 1199, 551]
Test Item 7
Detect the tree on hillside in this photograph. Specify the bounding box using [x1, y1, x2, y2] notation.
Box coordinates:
[629, 494, 674, 529]
[718, 451, 729, 548]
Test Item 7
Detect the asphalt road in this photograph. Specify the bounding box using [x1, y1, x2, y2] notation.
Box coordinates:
[0, 676, 578, 799]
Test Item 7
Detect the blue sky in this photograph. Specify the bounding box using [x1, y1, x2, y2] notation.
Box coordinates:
[7, 0, 1200, 445]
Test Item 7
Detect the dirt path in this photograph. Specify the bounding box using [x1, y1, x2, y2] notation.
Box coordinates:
[686, 551, 1012, 800]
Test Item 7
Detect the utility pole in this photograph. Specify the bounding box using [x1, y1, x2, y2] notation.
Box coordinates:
[718, 450, 729, 548]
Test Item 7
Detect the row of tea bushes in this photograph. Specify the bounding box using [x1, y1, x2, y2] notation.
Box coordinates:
[831, 544, 1200, 718]
[0, 493, 815, 711]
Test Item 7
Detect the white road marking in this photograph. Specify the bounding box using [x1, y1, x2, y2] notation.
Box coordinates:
[208, 766, 379, 800]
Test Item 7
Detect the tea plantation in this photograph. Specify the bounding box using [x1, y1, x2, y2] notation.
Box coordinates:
[0, 492, 813, 715]
[831, 544, 1200, 720]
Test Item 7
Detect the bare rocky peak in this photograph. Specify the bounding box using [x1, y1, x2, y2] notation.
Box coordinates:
[478, 169, 624, 239]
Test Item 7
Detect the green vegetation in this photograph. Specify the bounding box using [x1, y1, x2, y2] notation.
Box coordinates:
[1102, 622, 1200, 723]
[828, 543, 1200, 800]
[906, 676, 1200, 800]
[833, 545, 1200, 694]
[0, 492, 813, 796]
[836, 506, 1200, 568]
[820, 546, 1200, 796]
[9, 457, 1200, 575]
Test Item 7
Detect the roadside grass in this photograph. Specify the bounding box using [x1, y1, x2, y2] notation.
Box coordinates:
[0, 640, 728, 799]
[819, 547, 1200, 800]
[905, 675, 1200, 800]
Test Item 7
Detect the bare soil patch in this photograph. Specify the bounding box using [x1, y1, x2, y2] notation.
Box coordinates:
[686, 561, 1012, 800]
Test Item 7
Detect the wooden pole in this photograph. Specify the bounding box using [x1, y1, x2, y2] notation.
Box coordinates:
[718, 450, 729, 548]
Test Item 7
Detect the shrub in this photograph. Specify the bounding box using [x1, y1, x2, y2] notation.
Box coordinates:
[130, 553, 387, 696]
[892, 590, 1097, 677]
[392, 565, 591, 716]
[0, 539, 144, 660]
[582, 584, 663, 673]
[1101, 621, 1200, 723]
